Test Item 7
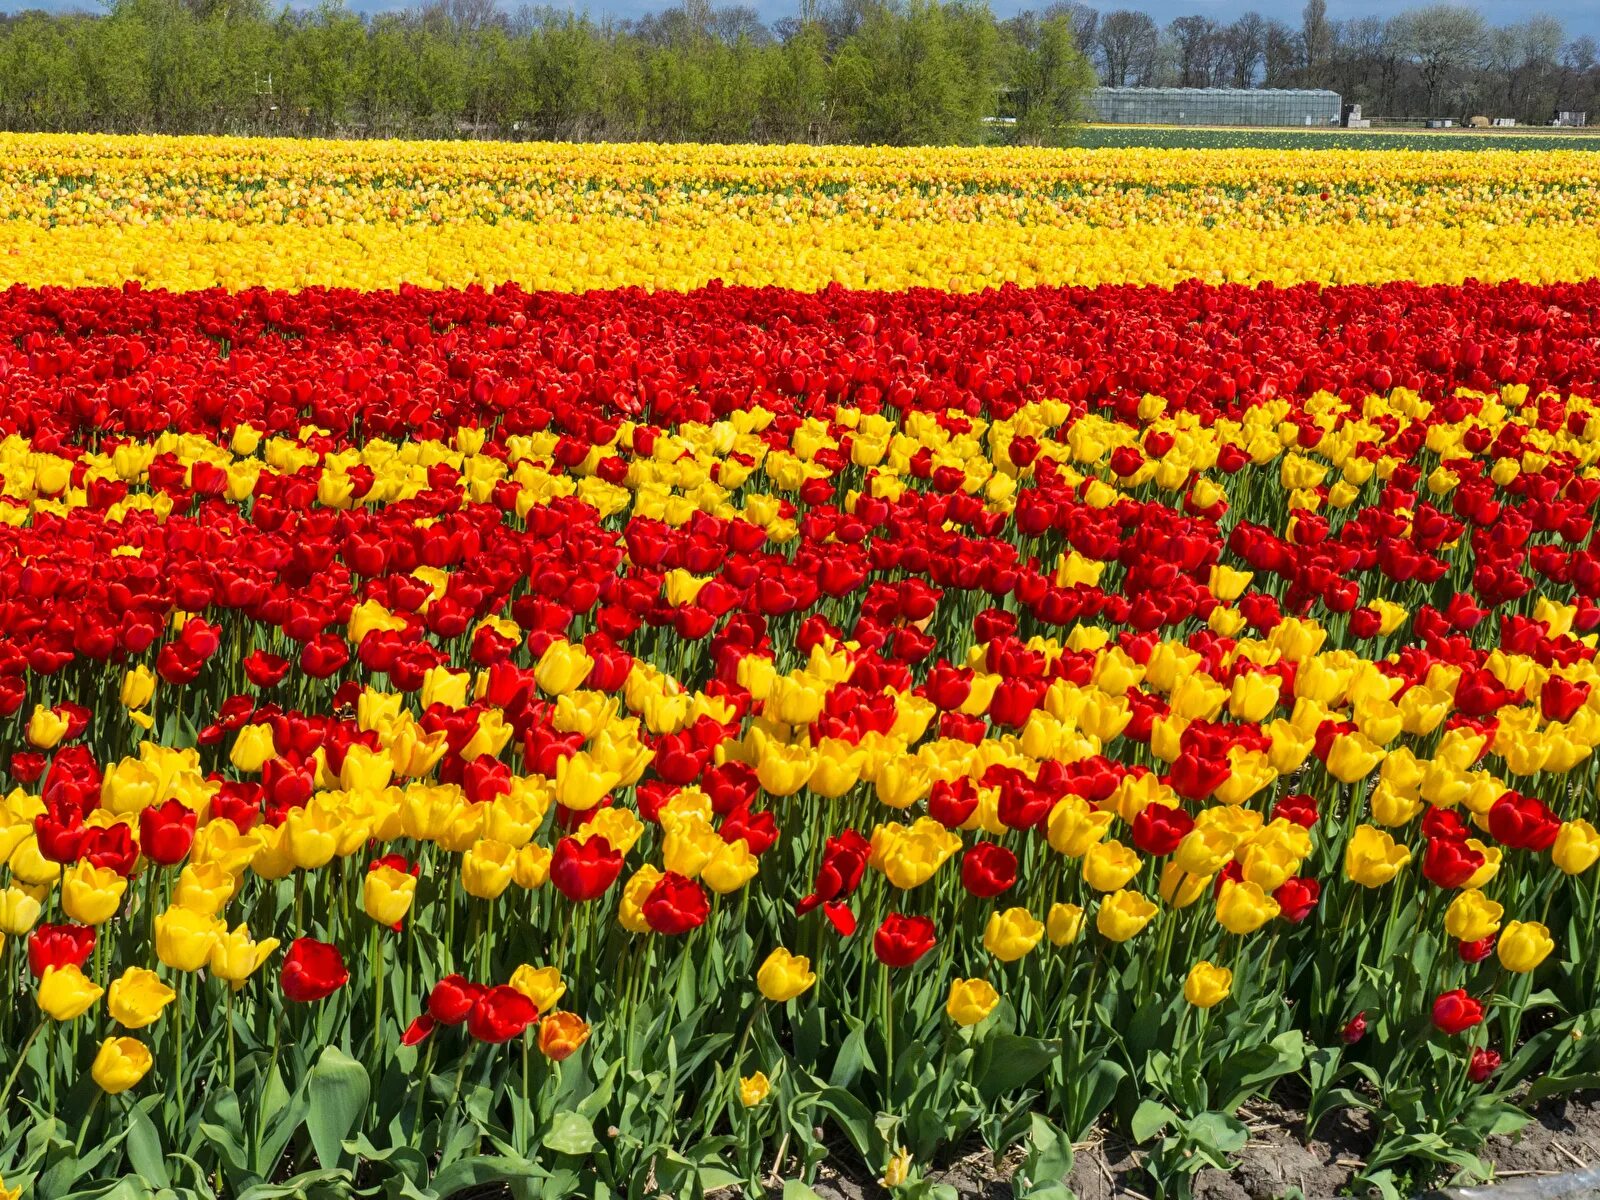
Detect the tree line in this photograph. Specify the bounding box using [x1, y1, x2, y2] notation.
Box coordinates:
[0, 0, 1591, 141]
[1076, 1, 1597, 125]
[0, 0, 1093, 143]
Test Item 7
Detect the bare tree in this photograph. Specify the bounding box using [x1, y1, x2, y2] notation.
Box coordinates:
[1095, 8, 1157, 87]
[1375, 17, 1407, 112]
[1501, 16, 1563, 118]
[1301, 0, 1330, 82]
[710, 5, 771, 45]
[1262, 18, 1300, 87]
[1047, 1, 1098, 59]
[1331, 15, 1383, 101]
[1223, 12, 1266, 88]
[1557, 34, 1598, 115]
[1168, 15, 1221, 87]
[417, 0, 502, 35]
[1392, 3, 1488, 116]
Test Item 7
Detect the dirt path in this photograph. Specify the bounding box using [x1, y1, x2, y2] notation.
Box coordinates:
[795, 1095, 1600, 1199]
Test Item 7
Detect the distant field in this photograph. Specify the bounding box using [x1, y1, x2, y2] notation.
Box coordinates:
[1067, 124, 1600, 151]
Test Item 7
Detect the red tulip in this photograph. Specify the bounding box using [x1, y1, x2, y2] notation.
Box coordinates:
[427, 975, 485, 1025]
[550, 836, 624, 902]
[1487, 793, 1561, 852]
[1431, 989, 1485, 1035]
[27, 923, 95, 979]
[873, 913, 936, 968]
[281, 938, 349, 1003]
[959, 842, 1017, 898]
[466, 986, 538, 1043]
[642, 872, 709, 936]
[1422, 837, 1484, 890]
[1468, 1047, 1501, 1084]
[1131, 803, 1194, 857]
[1272, 877, 1320, 924]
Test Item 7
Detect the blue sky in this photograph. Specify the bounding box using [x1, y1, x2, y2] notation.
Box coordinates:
[15, 0, 1600, 38]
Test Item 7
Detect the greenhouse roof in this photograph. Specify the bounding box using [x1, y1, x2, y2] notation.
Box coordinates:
[1089, 87, 1341, 98]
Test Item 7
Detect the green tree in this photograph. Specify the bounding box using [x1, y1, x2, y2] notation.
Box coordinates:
[1004, 10, 1094, 144]
[833, 0, 995, 145]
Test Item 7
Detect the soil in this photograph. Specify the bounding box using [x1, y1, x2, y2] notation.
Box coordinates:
[790, 1093, 1600, 1200]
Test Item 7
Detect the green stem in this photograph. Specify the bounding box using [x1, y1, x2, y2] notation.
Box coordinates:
[0, 1021, 45, 1111]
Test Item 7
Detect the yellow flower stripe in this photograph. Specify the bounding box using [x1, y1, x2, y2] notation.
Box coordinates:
[3, 134, 1600, 291]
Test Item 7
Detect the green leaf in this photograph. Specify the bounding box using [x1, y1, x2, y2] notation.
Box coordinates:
[125, 1106, 171, 1190]
[975, 1035, 1060, 1103]
[429, 1154, 541, 1197]
[781, 1183, 826, 1200]
[812, 1085, 884, 1163]
[828, 1018, 872, 1091]
[307, 1046, 370, 1171]
[236, 1168, 353, 1200]
[1217, 1030, 1306, 1112]
[1183, 1111, 1248, 1158]
[1021, 1113, 1074, 1184]
[542, 1110, 598, 1157]
[1064, 1055, 1126, 1140]
[1130, 1099, 1175, 1144]
[1528, 1070, 1600, 1102]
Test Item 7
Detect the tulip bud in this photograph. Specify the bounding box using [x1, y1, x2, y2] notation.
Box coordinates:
[1468, 1047, 1501, 1084]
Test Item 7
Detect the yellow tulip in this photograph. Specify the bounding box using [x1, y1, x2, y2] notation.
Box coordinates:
[1497, 921, 1554, 973]
[1082, 840, 1142, 892]
[509, 964, 566, 1012]
[535, 639, 594, 696]
[120, 665, 156, 710]
[363, 865, 417, 925]
[229, 723, 277, 772]
[209, 923, 281, 989]
[1046, 902, 1084, 945]
[154, 906, 223, 972]
[172, 861, 237, 917]
[461, 839, 516, 900]
[0, 885, 41, 935]
[1096, 890, 1157, 942]
[756, 947, 816, 1002]
[1444, 889, 1504, 943]
[91, 1036, 154, 1094]
[1344, 825, 1411, 888]
[1215, 880, 1279, 935]
[945, 978, 1000, 1026]
[38, 964, 104, 1021]
[1553, 820, 1600, 875]
[739, 1072, 772, 1107]
[983, 907, 1044, 961]
[25, 705, 69, 750]
[1183, 960, 1233, 1008]
[107, 967, 176, 1029]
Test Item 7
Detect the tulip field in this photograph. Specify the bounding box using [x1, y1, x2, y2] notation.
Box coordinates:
[6, 134, 1600, 1200]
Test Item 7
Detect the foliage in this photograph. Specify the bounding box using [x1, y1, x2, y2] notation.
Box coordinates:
[0, 0, 1091, 144]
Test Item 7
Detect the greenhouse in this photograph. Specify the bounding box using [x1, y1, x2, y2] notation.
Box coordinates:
[1085, 87, 1343, 127]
